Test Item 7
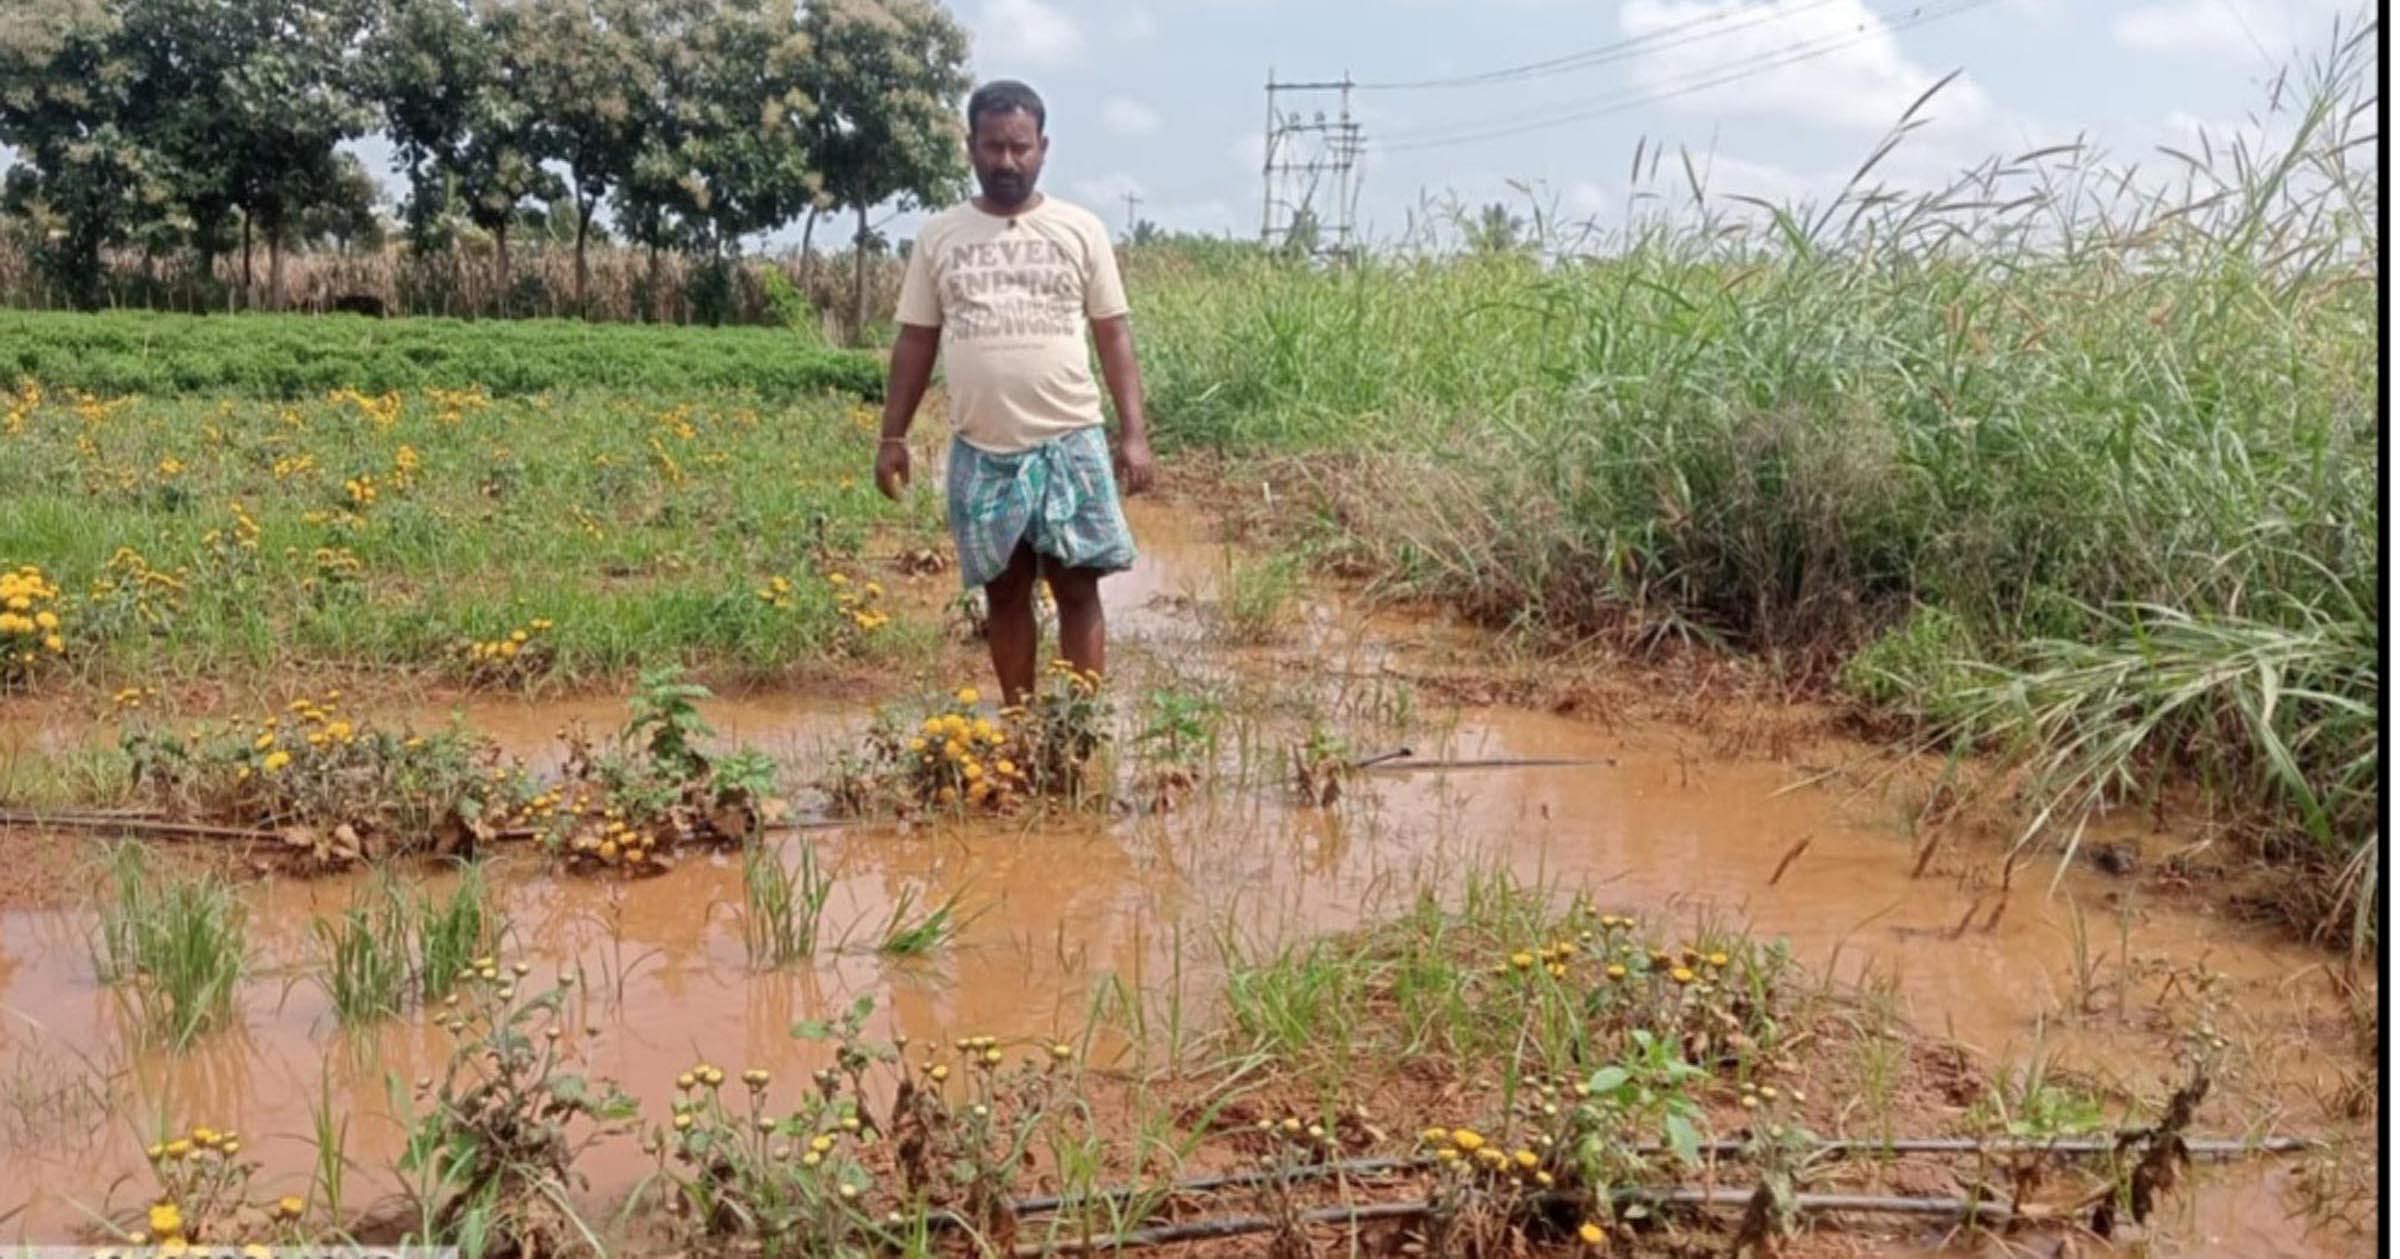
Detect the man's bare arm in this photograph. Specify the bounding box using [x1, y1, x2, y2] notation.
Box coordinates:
[1091, 314, 1154, 493]
[875, 323, 941, 500]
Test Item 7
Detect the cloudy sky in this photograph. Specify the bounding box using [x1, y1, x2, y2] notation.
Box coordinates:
[931, 0, 2362, 243]
[0, 0, 2365, 249]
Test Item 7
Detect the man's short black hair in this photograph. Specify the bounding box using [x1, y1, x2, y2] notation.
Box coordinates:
[967, 79, 1046, 137]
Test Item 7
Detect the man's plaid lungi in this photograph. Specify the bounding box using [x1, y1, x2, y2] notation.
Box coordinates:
[944, 424, 1138, 590]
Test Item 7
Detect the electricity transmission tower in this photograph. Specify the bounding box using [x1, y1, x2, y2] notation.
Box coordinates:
[1258, 71, 1363, 261]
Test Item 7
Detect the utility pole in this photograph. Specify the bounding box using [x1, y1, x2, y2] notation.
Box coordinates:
[1259, 69, 1363, 263]
[1120, 189, 1143, 237]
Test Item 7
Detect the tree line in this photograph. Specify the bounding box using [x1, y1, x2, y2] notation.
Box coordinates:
[0, 0, 972, 326]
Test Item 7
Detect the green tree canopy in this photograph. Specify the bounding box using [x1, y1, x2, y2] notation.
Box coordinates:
[798, 0, 969, 335]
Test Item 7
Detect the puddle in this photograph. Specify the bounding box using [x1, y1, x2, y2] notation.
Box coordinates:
[0, 497, 2372, 1253]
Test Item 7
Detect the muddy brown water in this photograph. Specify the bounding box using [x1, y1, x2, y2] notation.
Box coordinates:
[0, 499, 2372, 1254]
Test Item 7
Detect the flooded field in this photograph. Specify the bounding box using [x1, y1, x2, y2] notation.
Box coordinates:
[0, 498, 2375, 1255]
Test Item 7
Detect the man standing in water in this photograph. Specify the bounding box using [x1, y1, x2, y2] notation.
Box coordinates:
[875, 79, 1155, 705]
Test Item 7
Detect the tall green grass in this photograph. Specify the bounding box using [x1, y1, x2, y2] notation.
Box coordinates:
[1129, 29, 2378, 932]
[311, 863, 495, 1023]
[742, 838, 832, 966]
[91, 843, 249, 1048]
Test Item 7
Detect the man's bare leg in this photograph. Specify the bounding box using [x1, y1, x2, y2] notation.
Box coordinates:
[983, 543, 1041, 705]
[1046, 564, 1106, 685]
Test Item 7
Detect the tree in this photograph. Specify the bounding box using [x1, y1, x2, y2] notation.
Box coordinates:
[519, 0, 649, 313]
[0, 0, 173, 308]
[607, 0, 711, 320]
[679, 0, 817, 256]
[798, 0, 970, 339]
[195, 0, 377, 307]
[297, 152, 386, 253]
[380, 0, 560, 309]
[1464, 201, 1528, 255]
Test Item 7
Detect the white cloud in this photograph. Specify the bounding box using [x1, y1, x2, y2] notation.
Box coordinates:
[1619, 0, 1994, 134]
[1101, 97, 1162, 137]
[1563, 181, 1612, 219]
[2113, 0, 2343, 64]
[975, 0, 1082, 69]
[1113, 6, 1157, 41]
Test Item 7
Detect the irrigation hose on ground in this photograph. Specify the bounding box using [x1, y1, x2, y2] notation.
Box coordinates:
[1005, 1188, 2043, 1256]
[959, 1135, 2317, 1242]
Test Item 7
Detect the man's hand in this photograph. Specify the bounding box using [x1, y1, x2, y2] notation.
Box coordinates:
[1115, 432, 1156, 495]
[877, 323, 941, 501]
[874, 440, 911, 501]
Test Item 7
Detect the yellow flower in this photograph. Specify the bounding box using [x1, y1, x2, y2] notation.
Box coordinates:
[955, 686, 979, 705]
[276, 1195, 305, 1220]
[33, 610, 57, 630]
[1670, 966, 1696, 985]
[41, 634, 62, 653]
[1509, 951, 1535, 970]
[1707, 951, 1730, 968]
[1450, 1128, 1485, 1153]
[262, 750, 292, 773]
[147, 1201, 184, 1238]
[1579, 1221, 1606, 1246]
[1513, 1149, 1539, 1170]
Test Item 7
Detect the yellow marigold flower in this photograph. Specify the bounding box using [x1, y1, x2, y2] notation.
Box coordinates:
[1450, 1128, 1485, 1153]
[1707, 951, 1730, 968]
[33, 610, 57, 630]
[262, 750, 292, 773]
[1605, 964, 1628, 979]
[1509, 951, 1535, 970]
[1578, 1221, 1606, 1246]
[42, 634, 62, 652]
[1670, 966, 1696, 984]
[956, 686, 979, 705]
[809, 1134, 835, 1154]
[276, 1195, 304, 1220]
[147, 1201, 183, 1238]
[1513, 1149, 1539, 1170]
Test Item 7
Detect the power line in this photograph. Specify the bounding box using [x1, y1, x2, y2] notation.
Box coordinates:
[1373, 0, 1998, 154]
[1355, 0, 1845, 91]
[1375, 0, 1988, 148]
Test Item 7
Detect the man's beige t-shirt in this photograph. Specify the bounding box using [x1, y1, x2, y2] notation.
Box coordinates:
[895, 197, 1129, 454]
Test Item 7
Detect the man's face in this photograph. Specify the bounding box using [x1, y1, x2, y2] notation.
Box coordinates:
[970, 108, 1047, 208]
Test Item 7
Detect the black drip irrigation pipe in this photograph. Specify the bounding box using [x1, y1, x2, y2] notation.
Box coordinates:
[986, 1135, 2315, 1226]
[1006, 1188, 2034, 1256]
